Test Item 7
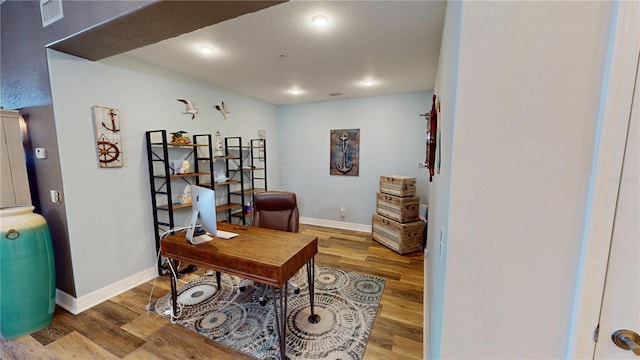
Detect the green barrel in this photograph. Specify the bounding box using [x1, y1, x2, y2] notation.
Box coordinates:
[0, 206, 56, 338]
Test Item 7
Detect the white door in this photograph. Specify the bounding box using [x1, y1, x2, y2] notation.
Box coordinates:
[593, 59, 640, 358]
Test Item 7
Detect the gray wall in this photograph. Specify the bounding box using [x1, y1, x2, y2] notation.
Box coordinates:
[428, 2, 614, 358]
[1, 0, 153, 110]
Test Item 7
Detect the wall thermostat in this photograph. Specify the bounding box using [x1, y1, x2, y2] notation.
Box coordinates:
[35, 148, 47, 159]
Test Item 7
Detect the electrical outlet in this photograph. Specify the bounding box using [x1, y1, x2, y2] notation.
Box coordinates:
[339, 206, 346, 218]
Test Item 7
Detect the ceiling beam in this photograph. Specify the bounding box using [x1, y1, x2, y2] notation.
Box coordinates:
[48, 0, 286, 61]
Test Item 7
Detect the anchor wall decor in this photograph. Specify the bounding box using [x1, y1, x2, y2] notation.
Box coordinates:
[92, 105, 123, 168]
[330, 128, 360, 176]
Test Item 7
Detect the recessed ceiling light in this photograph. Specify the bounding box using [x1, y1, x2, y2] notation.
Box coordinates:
[362, 79, 376, 87]
[287, 88, 304, 96]
[198, 46, 214, 55]
[311, 15, 328, 27]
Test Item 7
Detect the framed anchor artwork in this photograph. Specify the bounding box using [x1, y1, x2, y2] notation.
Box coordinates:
[330, 128, 359, 176]
[91, 105, 123, 168]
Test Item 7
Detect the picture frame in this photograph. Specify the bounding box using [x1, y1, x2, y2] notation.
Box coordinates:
[330, 129, 360, 176]
[92, 106, 123, 168]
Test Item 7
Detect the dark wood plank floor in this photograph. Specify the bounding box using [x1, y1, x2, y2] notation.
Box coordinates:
[1, 224, 424, 359]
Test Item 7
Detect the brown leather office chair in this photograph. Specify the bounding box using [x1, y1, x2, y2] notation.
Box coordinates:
[239, 191, 301, 304]
[253, 191, 299, 233]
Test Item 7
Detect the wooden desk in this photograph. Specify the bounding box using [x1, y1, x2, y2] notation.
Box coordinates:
[161, 222, 318, 359]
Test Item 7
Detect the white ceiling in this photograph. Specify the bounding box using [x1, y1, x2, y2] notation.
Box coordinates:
[123, 1, 446, 105]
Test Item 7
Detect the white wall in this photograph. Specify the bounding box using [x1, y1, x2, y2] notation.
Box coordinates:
[426, 1, 462, 358]
[47, 50, 279, 299]
[277, 92, 431, 227]
[429, 2, 614, 358]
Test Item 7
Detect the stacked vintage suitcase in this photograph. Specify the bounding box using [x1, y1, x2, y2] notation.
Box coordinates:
[372, 175, 424, 254]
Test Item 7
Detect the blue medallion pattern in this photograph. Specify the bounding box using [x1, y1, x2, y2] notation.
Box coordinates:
[153, 267, 385, 360]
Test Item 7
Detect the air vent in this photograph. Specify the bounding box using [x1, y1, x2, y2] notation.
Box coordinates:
[40, 0, 63, 27]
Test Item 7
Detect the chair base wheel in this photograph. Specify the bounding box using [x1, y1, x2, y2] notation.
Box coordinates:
[259, 299, 267, 306]
[294, 288, 300, 295]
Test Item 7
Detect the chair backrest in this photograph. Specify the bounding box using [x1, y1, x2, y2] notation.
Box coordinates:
[252, 191, 299, 233]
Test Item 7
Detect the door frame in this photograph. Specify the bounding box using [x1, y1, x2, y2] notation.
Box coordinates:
[566, 2, 640, 358]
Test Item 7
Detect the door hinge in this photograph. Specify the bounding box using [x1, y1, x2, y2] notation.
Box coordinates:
[594, 324, 600, 342]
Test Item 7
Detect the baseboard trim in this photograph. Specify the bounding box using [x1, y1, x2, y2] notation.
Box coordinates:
[56, 266, 158, 314]
[300, 217, 371, 233]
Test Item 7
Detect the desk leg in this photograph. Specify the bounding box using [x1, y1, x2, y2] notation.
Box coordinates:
[272, 283, 288, 359]
[307, 257, 320, 323]
[168, 259, 178, 320]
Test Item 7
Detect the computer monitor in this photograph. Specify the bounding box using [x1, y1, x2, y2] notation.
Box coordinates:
[185, 185, 217, 243]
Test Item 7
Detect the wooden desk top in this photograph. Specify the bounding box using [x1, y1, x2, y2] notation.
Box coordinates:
[160, 222, 318, 288]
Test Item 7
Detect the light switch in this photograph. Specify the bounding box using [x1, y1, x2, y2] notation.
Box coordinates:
[50, 190, 61, 203]
[35, 148, 47, 159]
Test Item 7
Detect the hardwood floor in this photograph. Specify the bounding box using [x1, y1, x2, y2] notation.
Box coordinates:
[1, 224, 424, 359]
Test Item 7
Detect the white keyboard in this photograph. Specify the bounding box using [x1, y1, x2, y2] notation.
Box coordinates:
[214, 230, 239, 240]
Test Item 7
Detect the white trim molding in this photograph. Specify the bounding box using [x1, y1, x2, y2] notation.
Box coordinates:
[300, 217, 371, 233]
[56, 266, 158, 315]
[567, 2, 640, 358]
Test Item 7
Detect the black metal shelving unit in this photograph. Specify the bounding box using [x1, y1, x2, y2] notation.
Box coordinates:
[220, 137, 268, 225]
[248, 137, 268, 212]
[223, 137, 247, 224]
[145, 129, 213, 274]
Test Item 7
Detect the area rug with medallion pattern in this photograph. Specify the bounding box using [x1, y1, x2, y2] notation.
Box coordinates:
[150, 266, 385, 360]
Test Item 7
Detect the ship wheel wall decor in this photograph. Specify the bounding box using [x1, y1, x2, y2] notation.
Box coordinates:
[97, 135, 121, 164]
[92, 106, 123, 168]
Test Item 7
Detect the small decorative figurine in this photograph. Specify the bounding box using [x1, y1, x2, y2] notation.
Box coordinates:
[214, 173, 229, 183]
[214, 131, 224, 157]
[173, 160, 190, 174]
[180, 160, 190, 174]
[170, 131, 191, 144]
[179, 185, 192, 204]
